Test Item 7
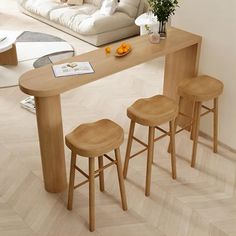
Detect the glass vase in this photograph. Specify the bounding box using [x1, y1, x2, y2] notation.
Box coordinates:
[159, 21, 167, 39]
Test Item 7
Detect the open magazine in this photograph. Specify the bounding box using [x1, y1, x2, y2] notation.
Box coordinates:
[20, 96, 35, 113]
[52, 61, 94, 77]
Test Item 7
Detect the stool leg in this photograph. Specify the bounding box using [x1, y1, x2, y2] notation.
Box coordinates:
[191, 102, 202, 168]
[123, 120, 135, 178]
[98, 156, 105, 192]
[67, 152, 76, 210]
[145, 127, 155, 197]
[115, 148, 128, 211]
[168, 96, 183, 153]
[190, 101, 197, 140]
[213, 97, 219, 153]
[167, 116, 178, 154]
[89, 158, 95, 232]
[170, 120, 177, 179]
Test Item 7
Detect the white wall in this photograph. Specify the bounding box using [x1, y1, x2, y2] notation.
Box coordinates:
[172, 0, 236, 149]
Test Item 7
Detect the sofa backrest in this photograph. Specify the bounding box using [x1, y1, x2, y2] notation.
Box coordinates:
[116, 0, 146, 19]
[84, 0, 102, 7]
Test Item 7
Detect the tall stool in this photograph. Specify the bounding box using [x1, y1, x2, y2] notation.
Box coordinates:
[123, 95, 178, 196]
[65, 119, 127, 232]
[177, 75, 224, 167]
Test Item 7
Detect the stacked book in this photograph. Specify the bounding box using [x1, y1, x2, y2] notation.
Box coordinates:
[20, 96, 35, 113]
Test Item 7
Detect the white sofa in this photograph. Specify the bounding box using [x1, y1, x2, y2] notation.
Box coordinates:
[18, 0, 146, 46]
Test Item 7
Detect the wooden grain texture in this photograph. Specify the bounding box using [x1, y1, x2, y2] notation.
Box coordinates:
[67, 152, 76, 210]
[124, 95, 178, 196]
[2, 2, 235, 234]
[65, 119, 124, 157]
[123, 121, 135, 179]
[177, 75, 223, 167]
[169, 120, 176, 179]
[213, 97, 218, 153]
[178, 75, 224, 102]
[191, 102, 202, 168]
[34, 95, 67, 192]
[19, 27, 201, 193]
[89, 158, 95, 232]
[65, 120, 127, 231]
[19, 27, 201, 97]
[0, 43, 18, 65]
[164, 43, 201, 127]
[127, 95, 178, 126]
[114, 148, 128, 211]
[145, 127, 155, 196]
[98, 156, 105, 192]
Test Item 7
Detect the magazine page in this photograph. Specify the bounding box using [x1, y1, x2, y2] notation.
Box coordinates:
[52, 62, 94, 77]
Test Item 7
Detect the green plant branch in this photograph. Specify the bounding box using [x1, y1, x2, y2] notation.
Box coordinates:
[148, 0, 179, 22]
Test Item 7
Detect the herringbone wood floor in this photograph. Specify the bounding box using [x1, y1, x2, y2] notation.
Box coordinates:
[1, 1, 236, 235]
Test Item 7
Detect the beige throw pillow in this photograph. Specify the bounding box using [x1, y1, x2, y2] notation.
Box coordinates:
[100, 0, 118, 16]
[67, 0, 83, 5]
[117, 0, 141, 18]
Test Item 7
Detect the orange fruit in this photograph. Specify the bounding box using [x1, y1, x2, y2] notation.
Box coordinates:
[123, 47, 128, 53]
[126, 44, 131, 50]
[105, 47, 111, 54]
[117, 47, 124, 54]
[121, 43, 127, 48]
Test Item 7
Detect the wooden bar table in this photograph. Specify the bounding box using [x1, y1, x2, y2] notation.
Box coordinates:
[19, 27, 202, 193]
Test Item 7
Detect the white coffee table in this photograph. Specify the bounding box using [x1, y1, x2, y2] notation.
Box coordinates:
[135, 12, 159, 35]
[0, 33, 18, 65]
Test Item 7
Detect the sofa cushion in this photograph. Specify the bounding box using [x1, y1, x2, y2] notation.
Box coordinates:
[84, 0, 102, 7]
[100, 0, 118, 16]
[77, 11, 134, 35]
[116, 0, 141, 18]
[24, 0, 67, 18]
[50, 4, 97, 27]
[67, 0, 83, 5]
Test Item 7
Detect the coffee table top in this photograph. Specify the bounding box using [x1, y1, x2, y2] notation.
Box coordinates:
[0, 33, 16, 53]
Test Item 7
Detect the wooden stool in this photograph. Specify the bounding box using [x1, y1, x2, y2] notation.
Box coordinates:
[177, 75, 224, 167]
[65, 119, 127, 232]
[123, 95, 178, 196]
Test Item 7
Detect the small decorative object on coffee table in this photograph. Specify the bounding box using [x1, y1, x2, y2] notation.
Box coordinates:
[0, 33, 18, 65]
[149, 28, 160, 44]
[148, 0, 179, 39]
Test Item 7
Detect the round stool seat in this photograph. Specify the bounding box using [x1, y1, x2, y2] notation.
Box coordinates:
[127, 95, 178, 126]
[178, 75, 224, 101]
[65, 119, 124, 157]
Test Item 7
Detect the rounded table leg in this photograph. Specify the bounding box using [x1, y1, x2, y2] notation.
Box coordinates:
[35, 95, 67, 193]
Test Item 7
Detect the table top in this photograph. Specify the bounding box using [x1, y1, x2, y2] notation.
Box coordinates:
[135, 12, 158, 26]
[19, 27, 202, 97]
[0, 33, 16, 53]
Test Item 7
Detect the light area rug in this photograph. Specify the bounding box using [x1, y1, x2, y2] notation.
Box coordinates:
[0, 31, 74, 88]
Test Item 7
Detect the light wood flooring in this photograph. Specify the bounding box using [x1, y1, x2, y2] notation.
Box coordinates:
[1, 1, 236, 235]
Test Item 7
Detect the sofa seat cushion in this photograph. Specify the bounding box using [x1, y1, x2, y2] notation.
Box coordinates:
[23, 0, 68, 18]
[77, 11, 134, 35]
[50, 4, 98, 27]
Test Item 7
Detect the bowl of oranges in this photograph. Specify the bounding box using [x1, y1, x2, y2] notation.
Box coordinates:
[115, 42, 132, 57]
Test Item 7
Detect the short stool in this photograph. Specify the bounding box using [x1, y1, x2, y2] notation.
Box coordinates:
[66, 119, 127, 232]
[123, 95, 178, 196]
[177, 75, 224, 167]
